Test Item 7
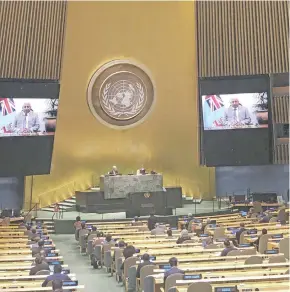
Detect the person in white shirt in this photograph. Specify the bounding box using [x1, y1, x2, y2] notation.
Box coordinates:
[13, 102, 40, 134]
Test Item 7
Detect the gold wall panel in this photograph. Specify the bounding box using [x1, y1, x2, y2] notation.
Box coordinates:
[196, 1, 289, 77]
[0, 1, 67, 79]
[25, 1, 215, 207]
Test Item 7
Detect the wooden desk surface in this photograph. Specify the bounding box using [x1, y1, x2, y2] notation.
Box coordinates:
[0, 256, 62, 262]
[0, 285, 84, 291]
[0, 273, 76, 281]
[0, 264, 69, 273]
[175, 281, 290, 292]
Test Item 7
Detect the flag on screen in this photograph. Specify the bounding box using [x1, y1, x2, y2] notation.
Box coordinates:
[203, 95, 225, 128]
[0, 98, 16, 133]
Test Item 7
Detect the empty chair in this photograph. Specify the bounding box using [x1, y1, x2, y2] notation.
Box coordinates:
[164, 273, 184, 292]
[35, 270, 50, 275]
[279, 238, 290, 259]
[244, 256, 263, 265]
[277, 208, 286, 222]
[187, 282, 212, 292]
[123, 256, 138, 283]
[258, 234, 272, 254]
[139, 265, 158, 291]
[269, 216, 278, 223]
[213, 227, 226, 240]
[240, 248, 257, 255]
[239, 230, 248, 244]
[227, 249, 241, 256]
[268, 255, 287, 263]
[183, 239, 195, 244]
[253, 201, 262, 213]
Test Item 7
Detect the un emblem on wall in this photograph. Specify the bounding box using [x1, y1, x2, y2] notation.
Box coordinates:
[87, 60, 155, 128]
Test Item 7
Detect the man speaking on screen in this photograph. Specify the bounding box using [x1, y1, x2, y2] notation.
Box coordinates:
[224, 97, 251, 127]
[13, 102, 40, 134]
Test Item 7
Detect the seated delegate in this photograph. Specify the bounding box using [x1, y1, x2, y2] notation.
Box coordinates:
[42, 264, 71, 287]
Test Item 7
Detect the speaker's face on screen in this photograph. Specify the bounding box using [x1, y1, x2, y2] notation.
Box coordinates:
[230, 98, 239, 108]
[22, 103, 32, 114]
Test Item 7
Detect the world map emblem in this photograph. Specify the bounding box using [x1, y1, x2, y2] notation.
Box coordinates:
[87, 60, 155, 128]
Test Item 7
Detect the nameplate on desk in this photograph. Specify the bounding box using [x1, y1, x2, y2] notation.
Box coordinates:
[214, 287, 237, 292]
[248, 230, 258, 234]
[149, 256, 156, 261]
[63, 280, 78, 286]
[239, 244, 250, 247]
[215, 239, 225, 242]
[44, 241, 52, 245]
[44, 247, 56, 251]
[159, 264, 171, 270]
[41, 236, 49, 240]
[49, 261, 61, 266]
[183, 274, 202, 280]
[47, 253, 58, 257]
[272, 234, 283, 238]
[62, 269, 70, 274]
[265, 249, 279, 254]
[199, 234, 209, 237]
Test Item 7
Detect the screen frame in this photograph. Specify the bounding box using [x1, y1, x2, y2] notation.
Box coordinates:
[198, 74, 273, 167]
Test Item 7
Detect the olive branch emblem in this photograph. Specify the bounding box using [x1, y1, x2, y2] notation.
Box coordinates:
[101, 82, 145, 118]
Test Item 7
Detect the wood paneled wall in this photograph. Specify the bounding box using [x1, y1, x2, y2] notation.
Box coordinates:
[272, 95, 290, 123]
[0, 1, 67, 80]
[274, 144, 289, 165]
[196, 1, 289, 77]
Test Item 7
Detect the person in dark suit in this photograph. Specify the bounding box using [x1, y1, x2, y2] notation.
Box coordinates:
[108, 166, 119, 175]
[259, 211, 271, 223]
[52, 279, 63, 292]
[220, 240, 238, 257]
[255, 228, 267, 250]
[164, 257, 184, 281]
[236, 223, 246, 244]
[136, 253, 154, 278]
[29, 255, 49, 275]
[42, 264, 71, 287]
[147, 213, 157, 231]
[32, 240, 45, 256]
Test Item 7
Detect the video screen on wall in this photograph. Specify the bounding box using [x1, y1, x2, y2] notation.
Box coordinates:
[199, 75, 272, 167]
[0, 80, 59, 176]
[0, 98, 58, 136]
[202, 93, 268, 130]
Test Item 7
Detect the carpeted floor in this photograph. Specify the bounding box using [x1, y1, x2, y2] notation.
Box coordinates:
[51, 234, 124, 292]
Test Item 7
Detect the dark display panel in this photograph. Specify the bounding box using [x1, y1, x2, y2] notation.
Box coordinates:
[0, 80, 59, 176]
[199, 75, 272, 166]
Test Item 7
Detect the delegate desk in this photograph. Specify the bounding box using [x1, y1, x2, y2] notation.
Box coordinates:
[100, 174, 163, 199]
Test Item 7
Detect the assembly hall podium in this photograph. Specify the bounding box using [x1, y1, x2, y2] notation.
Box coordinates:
[100, 174, 163, 199]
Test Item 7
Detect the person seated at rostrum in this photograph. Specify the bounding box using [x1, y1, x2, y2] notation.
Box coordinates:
[176, 229, 191, 244]
[29, 254, 50, 275]
[113, 240, 127, 260]
[220, 240, 238, 256]
[164, 257, 184, 281]
[42, 264, 71, 287]
[136, 253, 154, 278]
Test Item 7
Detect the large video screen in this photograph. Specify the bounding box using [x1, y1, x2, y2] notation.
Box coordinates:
[202, 93, 268, 130]
[0, 98, 58, 136]
[0, 80, 59, 176]
[199, 75, 272, 167]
